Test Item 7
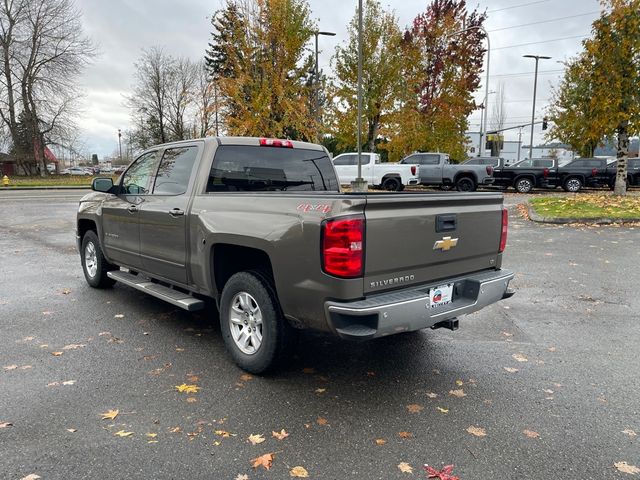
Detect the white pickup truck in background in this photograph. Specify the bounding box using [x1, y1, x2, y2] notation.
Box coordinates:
[332, 152, 420, 191]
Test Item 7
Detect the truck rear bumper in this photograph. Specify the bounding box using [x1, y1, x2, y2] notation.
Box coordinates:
[324, 269, 514, 340]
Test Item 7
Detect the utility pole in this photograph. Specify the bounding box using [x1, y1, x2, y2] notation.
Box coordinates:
[523, 54, 551, 159]
[517, 126, 523, 162]
[313, 30, 336, 141]
[352, 0, 367, 192]
[117, 129, 122, 163]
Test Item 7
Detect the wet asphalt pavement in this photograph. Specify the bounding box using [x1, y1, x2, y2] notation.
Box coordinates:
[0, 189, 638, 480]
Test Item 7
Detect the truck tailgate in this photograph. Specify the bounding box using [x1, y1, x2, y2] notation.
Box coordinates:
[363, 192, 504, 294]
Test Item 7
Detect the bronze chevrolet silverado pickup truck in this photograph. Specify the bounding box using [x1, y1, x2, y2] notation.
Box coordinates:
[77, 137, 514, 373]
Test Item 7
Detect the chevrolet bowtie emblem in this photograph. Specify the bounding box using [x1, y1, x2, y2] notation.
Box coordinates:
[433, 236, 459, 251]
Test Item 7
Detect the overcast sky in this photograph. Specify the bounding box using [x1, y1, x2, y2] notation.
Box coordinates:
[77, 0, 601, 158]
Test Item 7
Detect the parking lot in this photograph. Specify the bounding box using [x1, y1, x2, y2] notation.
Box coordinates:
[1, 189, 639, 479]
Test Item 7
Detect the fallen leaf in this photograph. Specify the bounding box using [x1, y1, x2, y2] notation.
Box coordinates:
[425, 464, 459, 480]
[466, 426, 487, 437]
[251, 453, 274, 470]
[501, 331, 513, 337]
[426, 392, 438, 399]
[100, 409, 119, 420]
[449, 389, 466, 398]
[114, 430, 134, 437]
[21, 475, 41, 480]
[0, 422, 13, 428]
[375, 438, 386, 445]
[235, 475, 249, 480]
[543, 389, 554, 394]
[186, 374, 199, 382]
[50, 351, 64, 356]
[186, 397, 197, 403]
[503, 367, 519, 373]
[290, 466, 309, 477]
[170, 427, 182, 433]
[214, 430, 235, 437]
[316, 417, 328, 426]
[614, 462, 640, 474]
[248, 434, 265, 445]
[547, 346, 557, 352]
[436, 407, 449, 414]
[455, 379, 464, 386]
[398, 431, 413, 438]
[114, 314, 124, 319]
[523, 429, 540, 439]
[512, 353, 528, 362]
[99, 332, 110, 336]
[622, 429, 637, 437]
[62, 288, 71, 295]
[19, 365, 32, 370]
[146, 433, 158, 438]
[366, 371, 376, 376]
[406, 404, 424, 413]
[272, 429, 289, 440]
[66, 428, 77, 433]
[240, 374, 253, 382]
[398, 462, 414, 474]
[63, 344, 85, 350]
[315, 388, 326, 394]
[175, 348, 184, 352]
[3, 365, 18, 371]
[47, 382, 59, 387]
[62, 380, 76, 386]
[175, 384, 200, 394]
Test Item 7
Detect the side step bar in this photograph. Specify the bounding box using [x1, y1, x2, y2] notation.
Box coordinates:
[107, 270, 205, 312]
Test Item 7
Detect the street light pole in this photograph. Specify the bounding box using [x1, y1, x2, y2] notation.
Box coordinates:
[523, 54, 551, 159]
[446, 25, 490, 157]
[351, 0, 367, 192]
[313, 30, 336, 141]
[117, 129, 122, 164]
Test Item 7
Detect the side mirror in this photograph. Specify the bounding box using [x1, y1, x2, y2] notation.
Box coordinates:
[92, 177, 114, 193]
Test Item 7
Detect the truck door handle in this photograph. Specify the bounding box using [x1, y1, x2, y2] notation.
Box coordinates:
[127, 205, 138, 213]
[436, 214, 457, 232]
[169, 208, 185, 217]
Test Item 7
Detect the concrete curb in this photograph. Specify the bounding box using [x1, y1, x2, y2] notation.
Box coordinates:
[1, 186, 90, 191]
[525, 201, 640, 225]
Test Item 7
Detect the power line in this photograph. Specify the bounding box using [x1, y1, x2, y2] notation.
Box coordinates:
[486, 0, 550, 13]
[490, 69, 564, 78]
[488, 11, 599, 32]
[493, 34, 589, 51]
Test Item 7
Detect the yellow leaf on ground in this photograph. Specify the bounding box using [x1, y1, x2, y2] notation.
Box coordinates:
[614, 462, 640, 474]
[523, 430, 540, 438]
[467, 426, 486, 437]
[455, 379, 464, 386]
[290, 466, 309, 477]
[114, 430, 134, 437]
[272, 429, 289, 440]
[436, 407, 449, 414]
[398, 462, 414, 473]
[375, 438, 386, 445]
[315, 388, 326, 394]
[62, 288, 71, 295]
[214, 430, 235, 437]
[175, 383, 200, 394]
[248, 434, 265, 445]
[100, 409, 119, 420]
[316, 417, 328, 426]
[146, 433, 158, 438]
[398, 431, 413, 438]
[62, 380, 76, 386]
[512, 353, 528, 362]
[426, 392, 438, 398]
[449, 389, 466, 398]
[251, 453, 274, 470]
[406, 404, 424, 413]
[51, 351, 64, 356]
[240, 374, 253, 381]
[170, 427, 182, 433]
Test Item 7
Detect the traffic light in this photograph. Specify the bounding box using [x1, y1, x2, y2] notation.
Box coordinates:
[542, 117, 548, 130]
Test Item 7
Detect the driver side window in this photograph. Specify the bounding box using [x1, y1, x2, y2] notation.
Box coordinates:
[122, 151, 158, 195]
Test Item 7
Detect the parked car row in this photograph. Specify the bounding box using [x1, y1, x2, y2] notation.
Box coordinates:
[330, 151, 640, 193]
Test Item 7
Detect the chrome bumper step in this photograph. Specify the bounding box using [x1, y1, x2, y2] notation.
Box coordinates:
[107, 270, 205, 311]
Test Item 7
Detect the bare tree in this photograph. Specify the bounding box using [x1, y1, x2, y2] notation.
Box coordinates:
[193, 61, 220, 137]
[490, 82, 506, 155]
[0, 0, 94, 175]
[166, 56, 196, 140]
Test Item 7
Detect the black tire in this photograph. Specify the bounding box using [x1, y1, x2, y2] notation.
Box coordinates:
[563, 177, 582, 192]
[514, 177, 534, 194]
[219, 271, 295, 374]
[382, 177, 402, 191]
[456, 176, 476, 192]
[81, 230, 116, 288]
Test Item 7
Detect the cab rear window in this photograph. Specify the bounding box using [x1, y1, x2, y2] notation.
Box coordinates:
[207, 145, 339, 192]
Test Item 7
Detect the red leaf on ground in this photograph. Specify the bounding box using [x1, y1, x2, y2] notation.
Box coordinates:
[425, 464, 459, 480]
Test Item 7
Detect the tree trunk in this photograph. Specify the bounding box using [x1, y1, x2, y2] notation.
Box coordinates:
[614, 120, 629, 196]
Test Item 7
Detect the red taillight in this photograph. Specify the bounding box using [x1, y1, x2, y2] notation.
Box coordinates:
[322, 216, 364, 278]
[543, 167, 550, 177]
[499, 208, 508, 253]
[411, 165, 417, 176]
[486, 165, 494, 175]
[591, 168, 598, 176]
[259, 138, 293, 148]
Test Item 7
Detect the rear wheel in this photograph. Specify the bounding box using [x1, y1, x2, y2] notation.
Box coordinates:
[514, 177, 534, 194]
[563, 177, 582, 192]
[220, 271, 295, 374]
[81, 230, 116, 288]
[382, 177, 402, 191]
[456, 176, 476, 192]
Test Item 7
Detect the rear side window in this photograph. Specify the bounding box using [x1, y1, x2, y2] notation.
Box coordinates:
[417, 154, 440, 165]
[153, 146, 198, 195]
[207, 145, 339, 192]
[333, 154, 355, 166]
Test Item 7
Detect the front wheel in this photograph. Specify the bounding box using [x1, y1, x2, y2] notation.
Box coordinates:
[563, 177, 582, 193]
[219, 271, 295, 374]
[81, 230, 116, 288]
[515, 177, 534, 194]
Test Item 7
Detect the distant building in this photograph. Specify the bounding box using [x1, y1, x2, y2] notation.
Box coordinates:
[521, 142, 576, 162]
